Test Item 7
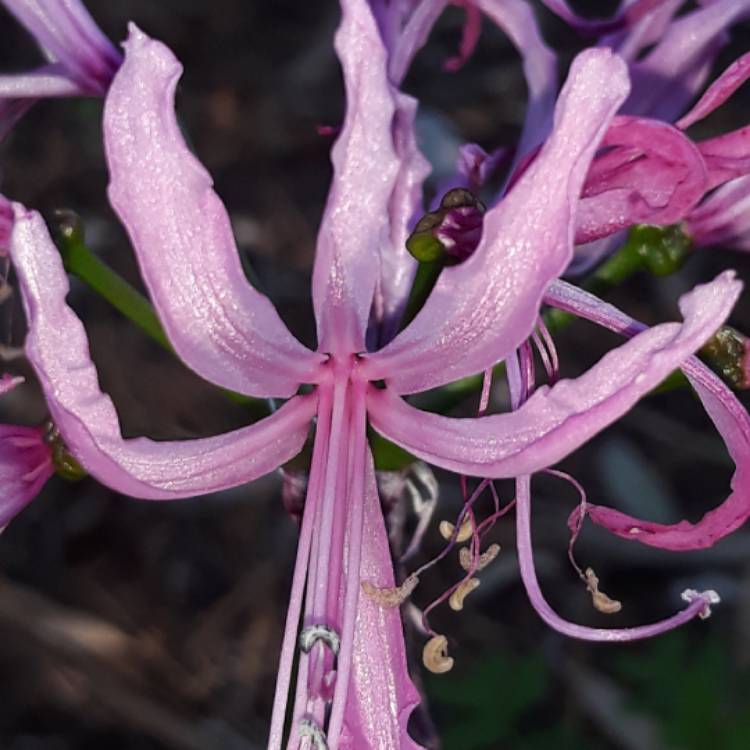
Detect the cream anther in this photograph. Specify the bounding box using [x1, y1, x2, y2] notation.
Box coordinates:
[299, 718, 329, 750]
[439, 518, 473, 543]
[449, 577, 480, 611]
[584, 568, 622, 614]
[459, 543, 500, 572]
[681, 588, 721, 619]
[298, 624, 341, 656]
[423, 634, 454, 674]
[361, 574, 419, 608]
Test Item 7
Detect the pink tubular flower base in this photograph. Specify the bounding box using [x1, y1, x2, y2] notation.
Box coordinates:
[4, 1, 750, 747]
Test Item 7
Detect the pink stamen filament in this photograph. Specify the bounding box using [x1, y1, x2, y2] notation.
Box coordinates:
[268, 385, 332, 750]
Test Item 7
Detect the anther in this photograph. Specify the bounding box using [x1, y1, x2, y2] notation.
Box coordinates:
[449, 578, 480, 611]
[422, 634, 454, 674]
[299, 718, 329, 750]
[362, 574, 419, 608]
[459, 543, 500, 572]
[439, 518, 473, 543]
[298, 624, 341, 656]
[584, 568, 622, 615]
[681, 589, 721, 620]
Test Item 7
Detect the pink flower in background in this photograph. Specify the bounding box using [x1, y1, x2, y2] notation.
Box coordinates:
[0, 374, 53, 528]
[0, 0, 119, 138]
[3, 1, 750, 748]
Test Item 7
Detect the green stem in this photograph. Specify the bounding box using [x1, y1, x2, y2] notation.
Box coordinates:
[59, 232, 172, 351]
[53, 213, 267, 415]
[399, 259, 444, 332]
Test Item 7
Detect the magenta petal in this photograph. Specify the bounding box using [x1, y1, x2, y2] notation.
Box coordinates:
[10, 205, 316, 500]
[362, 49, 629, 394]
[367, 273, 741, 475]
[0, 374, 51, 526]
[312, 0, 401, 355]
[541, 0, 665, 35]
[576, 116, 707, 244]
[104, 26, 323, 398]
[623, 0, 750, 122]
[677, 52, 750, 130]
[688, 174, 750, 251]
[0, 64, 83, 98]
[0, 423, 53, 528]
[475, 0, 558, 159]
[697, 127, 750, 191]
[339, 448, 424, 750]
[545, 278, 750, 552]
[377, 91, 431, 340]
[2, 0, 120, 93]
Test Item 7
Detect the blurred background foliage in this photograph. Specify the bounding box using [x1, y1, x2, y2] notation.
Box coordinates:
[0, 1, 750, 748]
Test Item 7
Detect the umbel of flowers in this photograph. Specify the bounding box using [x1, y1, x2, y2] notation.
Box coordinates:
[2, 1, 750, 749]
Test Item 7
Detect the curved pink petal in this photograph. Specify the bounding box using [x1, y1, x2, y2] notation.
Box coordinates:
[541, 0, 666, 35]
[604, 0, 684, 63]
[0, 375, 52, 526]
[0, 423, 53, 528]
[475, 0, 558, 159]
[339, 447, 425, 750]
[576, 116, 707, 244]
[10, 205, 316, 500]
[367, 272, 741, 475]
[388, 0, 448, 85]
[362, 49, 629, 394]
[623, 0, 750, 122]
[312, 0, 400, 355]
[104, 26, 323, 398]
[697, 127, 750, 191]
[2, 0, 120, 93]
[545, 279, 750, 552]
[0, 64, 82, 98]
[688, 174, 750, 251]
[677, 52, 750, 130]
[376, 90, 431, 342]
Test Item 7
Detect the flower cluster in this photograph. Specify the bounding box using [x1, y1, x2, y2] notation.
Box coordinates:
[1, 1, 750, 748]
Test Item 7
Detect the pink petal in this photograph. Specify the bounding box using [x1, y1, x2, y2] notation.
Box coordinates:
[376, 91, 431, 342]
[623, 0, 750, 122]
[476, 0, 558, 160]
[545, 279, 750, 552]
[0, 423, 53, 527]
[576, 116, 707, 244]
[339, 448, 425, 750]
[104, 26, 323, 398]
[2, 0, 120, 93]
[388, 0, 448, 86]
[367, 273, 741, 475]
[541, 0, 666, 35]
[603, 0, 684, 63]
[312, 0, 401, 355]
[10, 205, 316, 500]
[0, 64, 83, 98]
[688, 174, 750, 251]
[362, 48, 629, 394]
[677, 52, 750, 130]
[697, 127, 750, 190]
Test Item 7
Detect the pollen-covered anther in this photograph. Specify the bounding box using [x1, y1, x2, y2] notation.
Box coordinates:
[459, 543, 500, 572]
[361, 574, 419, 608]
[584, 567, 622, 615]
[422, 634, 454, 674]
[449, 577, 480, 611]
[681, 588, 721, 620]
[439, 518, 473, 543]
[299, 717, 329, 750]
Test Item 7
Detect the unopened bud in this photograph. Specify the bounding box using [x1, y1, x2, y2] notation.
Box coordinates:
[701, 326, 750, 390]
[633, 223, 692, 277]
[406, 188, 485, 264]
[52, 208, 86, 246]
[44, 421, 86, 482]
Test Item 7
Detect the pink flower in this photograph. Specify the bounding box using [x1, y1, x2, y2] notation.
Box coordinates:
[0, 374, 53, 528]
[4, 3, 748, 748]
[0, 0, 120, 138]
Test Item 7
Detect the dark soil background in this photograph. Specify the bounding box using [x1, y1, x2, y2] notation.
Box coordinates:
[0, 2, 749, 749]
